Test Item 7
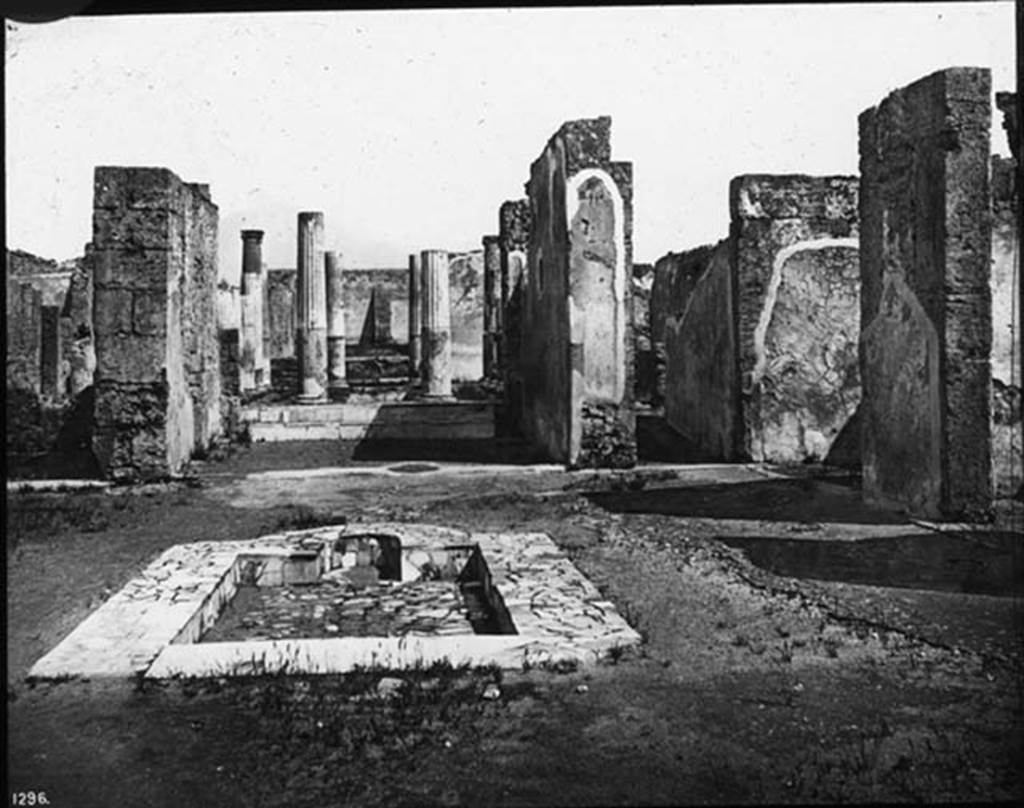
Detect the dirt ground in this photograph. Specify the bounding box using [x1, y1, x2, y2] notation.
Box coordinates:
[6, 439, 1024, 807]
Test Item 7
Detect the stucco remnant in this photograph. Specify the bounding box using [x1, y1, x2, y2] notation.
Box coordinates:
[732, 175, 861, 464]
[655, 175, 860, 464]
[520, 116, 636, 468]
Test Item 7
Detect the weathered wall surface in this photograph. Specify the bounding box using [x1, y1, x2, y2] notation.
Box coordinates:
[522, 116, 636, 467]
[499, 198, 532, 432]
[91, 166, 221, 481]
[6, 277, 44, 395]
[662, 240, 738, 457]
[990, 154, 1021, 497]
[6, 248, 96, 473]
[652, 247, 715, 417]
[183, 184, 222, 449]
[859, 67, 993, 518]
[343, 268, 407, 348]
[61, 251, 95, 399]
[264, 269, 296, 359]
[731, 174, 861, 463]
[448, 250, 484, 381]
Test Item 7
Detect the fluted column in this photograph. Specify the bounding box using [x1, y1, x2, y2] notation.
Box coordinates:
[407, 252, 423, 377]
[296, 212, 327, 401]
[240, 229, 270, 391]
[325, 250, 348, 393]
[482, 235, 501, 378]
[419, 249, 452, 398]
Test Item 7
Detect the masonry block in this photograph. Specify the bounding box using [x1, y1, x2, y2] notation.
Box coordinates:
[92, 166, 221, 481]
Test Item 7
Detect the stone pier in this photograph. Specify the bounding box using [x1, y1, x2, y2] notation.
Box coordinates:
[91, 166, 221, 481]
[240, 229, 270, 392]
[325, 250, 348, 393]
[482, 235, 501, 379]
[296, 212, 328, 402]
[521, 116, 636, 468]
[408, 253, 423, 376]
[859, 67, 993, 518]
[419, 249, 453, 399]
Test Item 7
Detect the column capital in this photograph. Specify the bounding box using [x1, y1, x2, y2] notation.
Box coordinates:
[240, 229, 264, 242]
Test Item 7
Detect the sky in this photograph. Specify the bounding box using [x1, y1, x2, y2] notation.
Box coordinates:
[4, 3, 1016, 284]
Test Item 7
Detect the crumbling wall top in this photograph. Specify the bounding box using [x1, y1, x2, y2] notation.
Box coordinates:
[729, 175, 859, 222]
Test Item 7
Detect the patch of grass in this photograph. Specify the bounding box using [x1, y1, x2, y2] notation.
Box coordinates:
[157, 661, 515, 807]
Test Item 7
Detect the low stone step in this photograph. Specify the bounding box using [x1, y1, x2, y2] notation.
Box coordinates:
[242, 400, 495, 442]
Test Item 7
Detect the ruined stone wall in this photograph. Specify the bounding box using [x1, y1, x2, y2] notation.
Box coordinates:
[264, 269, 296, 359]
[859, 67, 993, 518]
[662, 240, 738, 458]
[447, 250, 484, 381]
[91, 166, 221, 481]
[522, 116, 636, 467]
[991, 154, 1021, 497]
[61, 251, 95, 399]
[6, 249, 97, 473]
[5, 249, 77, 398]
[731, 175, 861, 463]
[6, 277, 43, 395]
[651, 247, 714, 416]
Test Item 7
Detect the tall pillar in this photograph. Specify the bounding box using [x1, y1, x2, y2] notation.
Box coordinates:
[240, 229, 269, 391]
[482, 235, 501, 379]
[325, 250, 348, 393]
[407, 253, 423, 377]
[296, 212, 328, 402]
[420, 249, 452, 398]
[859, 67, 993, 518]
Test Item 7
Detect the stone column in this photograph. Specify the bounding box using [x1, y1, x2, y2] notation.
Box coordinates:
[419, 249, 452, 398]
[325, 250, 348, 393]
[482, 235, 501, 379]
[296, 212, 328, 402]
[240, 229, 269, 391]
[407, 253, 423, 377]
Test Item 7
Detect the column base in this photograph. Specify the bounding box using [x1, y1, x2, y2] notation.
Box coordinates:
[296, 392, 328, 405]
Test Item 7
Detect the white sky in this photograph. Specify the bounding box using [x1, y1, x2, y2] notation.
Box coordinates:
[4, 3, 1015, 284]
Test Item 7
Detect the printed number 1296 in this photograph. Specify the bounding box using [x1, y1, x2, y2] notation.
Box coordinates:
[12, 794, 49, 806]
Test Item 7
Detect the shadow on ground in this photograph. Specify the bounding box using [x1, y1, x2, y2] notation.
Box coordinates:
[586, 477, 906, 525]
[717, 531, 1024, 597]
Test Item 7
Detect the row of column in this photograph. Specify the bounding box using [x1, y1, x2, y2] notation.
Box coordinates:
[240, 218, 455, 402]
[238, 213, 347, 401]
[407, 249, 453, 399]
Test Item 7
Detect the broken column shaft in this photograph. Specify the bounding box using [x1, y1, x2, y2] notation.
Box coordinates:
[419, 249, 452, 398]
[408, 253, 423, 377]
[325, 250, 348, 392]
[296, 212, 328, 402]
[240, 229, 269, 392]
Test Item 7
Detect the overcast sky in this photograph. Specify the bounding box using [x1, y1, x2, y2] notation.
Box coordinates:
[4, 3, 1015, 283]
